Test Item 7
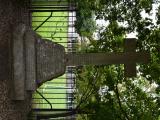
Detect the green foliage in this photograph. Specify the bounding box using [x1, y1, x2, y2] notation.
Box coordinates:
[75, 0, 160, 120]
[75, 0, 97, 37]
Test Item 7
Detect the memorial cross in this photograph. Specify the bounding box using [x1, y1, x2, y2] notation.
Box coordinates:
[10, 24, 150, 100]
[66, 38, 150, 77]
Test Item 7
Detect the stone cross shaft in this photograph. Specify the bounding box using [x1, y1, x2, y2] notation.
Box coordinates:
[66, 38, 150, 77]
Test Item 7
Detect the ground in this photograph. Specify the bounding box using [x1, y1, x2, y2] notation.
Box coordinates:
[0, 0, 32, 120]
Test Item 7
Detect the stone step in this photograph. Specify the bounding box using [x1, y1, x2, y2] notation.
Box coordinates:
[11, 24, 37, 100]
[11, 23, 66, 100]
[11, 23, 26, 100]
[24, 28, 36, 91]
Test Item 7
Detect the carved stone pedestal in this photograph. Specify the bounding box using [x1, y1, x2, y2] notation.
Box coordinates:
[11, 24, 66, 100]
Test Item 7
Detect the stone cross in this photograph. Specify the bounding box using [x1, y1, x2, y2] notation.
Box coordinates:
[66, 38, 149, 77]
[11, 24, 150, 100]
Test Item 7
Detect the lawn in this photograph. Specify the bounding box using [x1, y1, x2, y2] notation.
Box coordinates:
[32, 10, 68, 109]
[32, 11, 68, 48]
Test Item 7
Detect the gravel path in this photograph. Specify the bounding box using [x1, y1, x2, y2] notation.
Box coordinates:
[0, 0, 32, 120]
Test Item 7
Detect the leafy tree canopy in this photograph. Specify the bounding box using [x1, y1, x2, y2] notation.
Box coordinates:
[74, 0, 160, 120]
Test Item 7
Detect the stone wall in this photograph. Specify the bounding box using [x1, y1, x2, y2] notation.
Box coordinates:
[0, 0, 32, 120]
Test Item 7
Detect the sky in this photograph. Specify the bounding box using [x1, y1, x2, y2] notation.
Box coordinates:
[95, 3, 160, 39]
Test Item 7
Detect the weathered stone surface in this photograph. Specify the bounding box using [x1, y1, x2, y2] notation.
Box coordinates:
[66, 52, 150, 66]
[24, 28, 36, 91]
[12, 23, 26, 100]
[36, 38, 66, 85]
[66, 38, 150, 77]
[124, 38, 136, 77]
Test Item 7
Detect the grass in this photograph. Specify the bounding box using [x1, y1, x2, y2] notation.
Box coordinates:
[32, 12, 68, 48]
[32, 10, 68, 109]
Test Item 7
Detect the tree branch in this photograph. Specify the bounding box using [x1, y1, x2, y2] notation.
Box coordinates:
[115, 85, 130, 120]
[76, 68, 99, 109]
[114, 66, 130, 120]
